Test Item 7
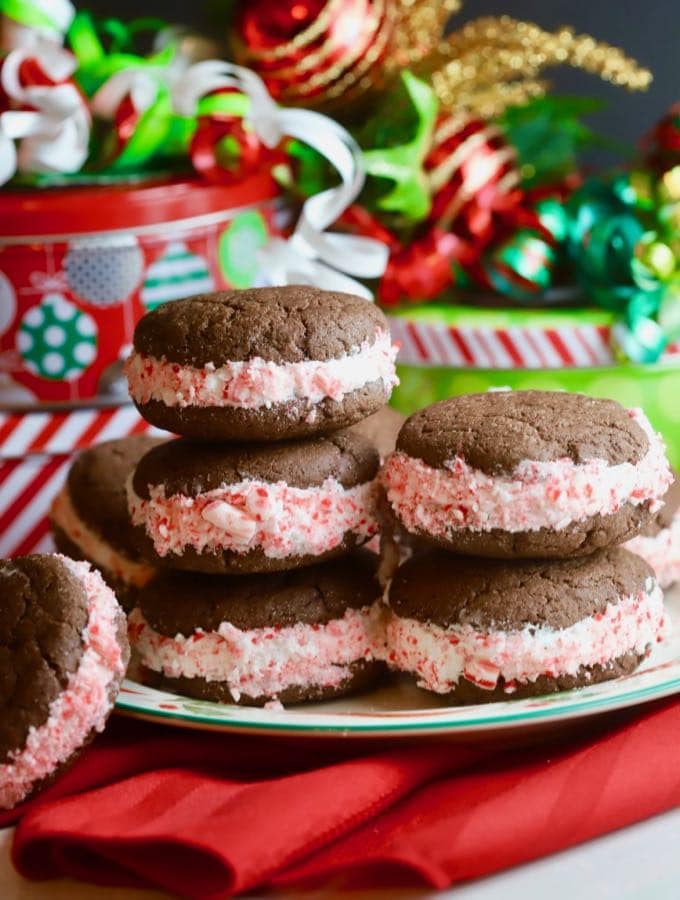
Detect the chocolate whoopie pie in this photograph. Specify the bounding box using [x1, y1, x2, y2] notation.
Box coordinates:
[128, 428, 381, 574]
[626, 472, 680, 588]
[129, 552, 384, 705]
[385, 547, 666, 703]
[50, 435, 165, 610]
[0, 555, 129, 809]
[125, 286, 399, 441]
[382, 390, 672, 559]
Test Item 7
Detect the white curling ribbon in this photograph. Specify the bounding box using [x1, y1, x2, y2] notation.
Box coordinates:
[173, 61, 388, 299]
[0, 128, 18, 184]
[28, 0, 75, 36]
[262, 236, 380, 297]
[0, 41, 76, 96]
[90, 67, 163, 120]
[0, 44, 89, 183]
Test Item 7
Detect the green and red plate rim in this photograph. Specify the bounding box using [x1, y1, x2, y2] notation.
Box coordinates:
[115, 664, 680, 736]
[115, 589, 680, 738]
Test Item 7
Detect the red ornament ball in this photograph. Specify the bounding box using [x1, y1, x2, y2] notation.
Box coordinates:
[232, 0, 395, 110]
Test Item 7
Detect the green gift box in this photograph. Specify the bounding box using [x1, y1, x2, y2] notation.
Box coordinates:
[387, 304, 680, 467]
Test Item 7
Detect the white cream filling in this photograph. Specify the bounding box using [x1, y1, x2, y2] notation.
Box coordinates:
[51, 487, 155, 588]
[125, 330, 399, 410]
[384, 579, 668, 694]
[129, 604, 383, 701]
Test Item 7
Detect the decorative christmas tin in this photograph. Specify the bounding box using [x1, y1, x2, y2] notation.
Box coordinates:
[0, 173, 279, 405]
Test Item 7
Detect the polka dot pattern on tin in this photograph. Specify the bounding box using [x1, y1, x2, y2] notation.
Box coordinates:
[65, 239, 144, 305]
[17, 293, 98, 381]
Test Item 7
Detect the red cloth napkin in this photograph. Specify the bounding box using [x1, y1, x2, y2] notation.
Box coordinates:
[3, 699, 679, 898]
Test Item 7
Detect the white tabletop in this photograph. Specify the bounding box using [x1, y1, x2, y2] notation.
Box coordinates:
[2, 807, 679, 899]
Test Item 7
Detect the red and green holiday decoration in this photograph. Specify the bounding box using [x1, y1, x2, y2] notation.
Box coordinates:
[566, 152, 679, 363]
[64, 237, 144, 306]
[479, 197, 569, 301]
[16, 293, 97, 381]
[218, 209, 270, 288]
[1, 0, 676, 374]
[190, 88, 269, 184]
[425, 117, 520, 238]
[231, 0, 396, 112]
[140, 242, 215, 312]
[482, 229, 556, 300]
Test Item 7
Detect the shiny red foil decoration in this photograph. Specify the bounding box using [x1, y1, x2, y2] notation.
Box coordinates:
[189, 89, 267, 185]
[379, 229, 470, 305]
[342, 186, 571, 307]
[233, 0, 394, 109]
[425, 116, 522, 242]
[340, 207, 464, 305]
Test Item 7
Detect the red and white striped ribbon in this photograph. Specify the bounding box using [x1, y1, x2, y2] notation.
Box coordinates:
[389, 317, 680, 370]
[0, 405, 166, 558]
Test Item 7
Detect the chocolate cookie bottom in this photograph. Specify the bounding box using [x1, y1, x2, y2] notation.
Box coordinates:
[145, 659, 384, 706]
[404, 501, 654, 559]
[135, 380, 390, 443]
[141, 530, 371, 575]
[432, 650, 647, 705]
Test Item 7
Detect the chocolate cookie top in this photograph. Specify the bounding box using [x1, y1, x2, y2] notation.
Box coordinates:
[66, 435, 165, 556]
[0, 555, 88, 761]
[643, 472, 680, 535]
[132, 286, 389, 366]
[137, 552, 380, 635]
[396, 391, 649, 475]
[132, 429, 380, 499]
[389, 547, 653, 631]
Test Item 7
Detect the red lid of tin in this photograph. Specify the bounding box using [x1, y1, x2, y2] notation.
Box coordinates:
[0, 173, 278, 238]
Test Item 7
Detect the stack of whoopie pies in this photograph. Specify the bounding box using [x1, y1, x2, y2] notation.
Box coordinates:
[122, 285, 399, 706]
[380, 390, 674, 702]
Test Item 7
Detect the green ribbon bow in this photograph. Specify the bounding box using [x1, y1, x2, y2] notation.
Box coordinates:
[568, 171, 679, 362]
[361, 72, 438, 224]
[67, 11, 192, 173]
[1, 0, 72, 35]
